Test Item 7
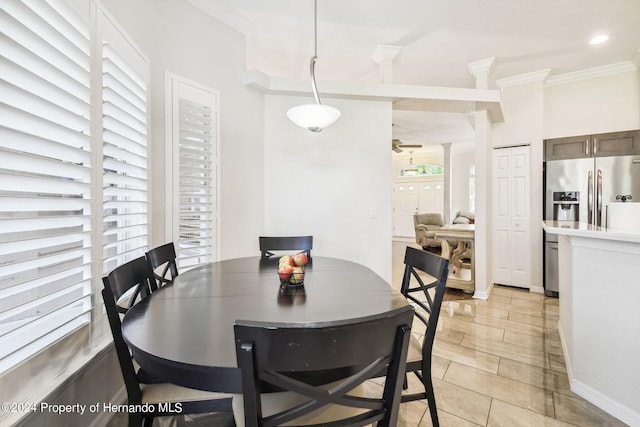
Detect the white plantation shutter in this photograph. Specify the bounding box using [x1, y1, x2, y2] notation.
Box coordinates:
[102, 19, 149, 274]
[167, 76, 219, 269]
[178, 99, 216, 268]
[0, 0, 92, 373]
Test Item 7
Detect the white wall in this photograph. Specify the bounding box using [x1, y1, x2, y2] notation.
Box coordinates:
[544, 69, 640, 138]
[451, 149, 475, 215]
[103, 0, 266, 259]
[263, 95, 393, 281]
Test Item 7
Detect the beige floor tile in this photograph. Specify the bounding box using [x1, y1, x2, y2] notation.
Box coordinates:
[387, 243, 624, 427]
[434, 326, 466, 345]
[431, 377, 492, 425]
[420, 409, 484, 427]
[497, 358, 572, 396]
[473, 313, 546, 338]
[491, 286, 544, 302]
[507, 311, 551, 328]
[487, 399, 575, 427]
[553, 392, 628, 427]
[473, 304, 510, 320]
[433, 340, 501, 374]
[440, 300, 477, 320]
[460, 334, 550, 369]
[397, 400, 428, 426]
[439, 315, 505, 341]
[482, 293, 512, 305]
[444, 362, 555, 417]
[548, 353, 568, 374]
[502, 330, 564, 356]
[431, 354, 451, 380]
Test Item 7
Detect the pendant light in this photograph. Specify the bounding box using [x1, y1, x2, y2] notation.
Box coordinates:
[404, 151, 419, 176]
[286, 0, 340, 132]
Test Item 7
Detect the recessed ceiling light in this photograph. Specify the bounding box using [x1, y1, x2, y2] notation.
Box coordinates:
[589, 34, 609, 45]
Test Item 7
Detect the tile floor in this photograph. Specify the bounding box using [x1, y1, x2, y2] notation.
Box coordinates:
[389, 240, 626, 426]
[107, 241, 627, 426]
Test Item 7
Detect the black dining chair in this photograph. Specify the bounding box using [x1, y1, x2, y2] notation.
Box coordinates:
[232, 306, 414, 427]
[399, 246, 449, 427]
[145, 242, 178, 291]
[259, 235, 313, 259]
[102, 256, 233, 427]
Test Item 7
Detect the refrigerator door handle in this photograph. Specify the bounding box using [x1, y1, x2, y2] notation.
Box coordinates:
[588, 170, 593, 224]
[596, 169, 603, 227]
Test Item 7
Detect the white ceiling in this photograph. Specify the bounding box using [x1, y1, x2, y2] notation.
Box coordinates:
[192, 0, 640, 151]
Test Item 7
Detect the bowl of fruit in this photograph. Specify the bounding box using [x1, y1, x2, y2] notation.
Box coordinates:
[277, 253, 308, 286]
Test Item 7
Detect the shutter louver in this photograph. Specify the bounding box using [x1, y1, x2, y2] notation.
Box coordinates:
[178, 99, 215, 268]
[101, 35, 148, 274]
[0, 0, 92, 373]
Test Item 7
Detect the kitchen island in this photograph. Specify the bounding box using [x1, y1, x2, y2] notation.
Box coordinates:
[542, 220, 640, 426]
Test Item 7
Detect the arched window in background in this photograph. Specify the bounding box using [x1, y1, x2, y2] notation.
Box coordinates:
[399, 163, 444, 177]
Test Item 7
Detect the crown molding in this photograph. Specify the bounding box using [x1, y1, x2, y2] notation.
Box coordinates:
[496, 69, 552, 89]
[545, 61, 638, 87]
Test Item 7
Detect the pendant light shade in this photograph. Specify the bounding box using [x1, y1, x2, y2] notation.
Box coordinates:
[287, 103, 341, 133]
[287, 0, 340, 132]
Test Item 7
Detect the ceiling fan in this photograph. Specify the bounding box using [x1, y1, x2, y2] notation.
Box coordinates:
[392, 139, 422, 153]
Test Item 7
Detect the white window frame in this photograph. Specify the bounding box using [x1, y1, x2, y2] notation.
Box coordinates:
[165, 73, 221, 269]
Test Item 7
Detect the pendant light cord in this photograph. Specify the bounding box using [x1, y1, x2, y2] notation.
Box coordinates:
[309, 0, 322, 105]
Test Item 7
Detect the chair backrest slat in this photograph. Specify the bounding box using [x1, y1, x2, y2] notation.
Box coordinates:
[146, 242, 178, 290]
[400, 246, 449, 358]
[234, 306, 413, 427]
[101, 256, 154, 404]
[259, 236, 313, 259]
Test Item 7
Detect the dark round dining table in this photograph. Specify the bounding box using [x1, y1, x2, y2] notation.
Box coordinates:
[122, 255, 410, 393]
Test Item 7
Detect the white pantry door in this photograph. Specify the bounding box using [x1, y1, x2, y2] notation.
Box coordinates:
[493, 146, 531, 288]
[393, 182, 419, 237]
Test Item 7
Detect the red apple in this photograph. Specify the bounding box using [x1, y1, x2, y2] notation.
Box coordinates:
[290, 266, 305, 284]
[279, 255, 294, 267]
[278, 264, 293, 280]
[293, 252, 308, 266]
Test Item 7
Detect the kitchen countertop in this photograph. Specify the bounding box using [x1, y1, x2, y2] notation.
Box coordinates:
[542, 220, 640, 244]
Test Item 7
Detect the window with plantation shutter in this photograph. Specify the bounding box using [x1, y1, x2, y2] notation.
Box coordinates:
[102, 18, 149, 274]
[0, 0, 92, 373]
[166, 76, 219, 269]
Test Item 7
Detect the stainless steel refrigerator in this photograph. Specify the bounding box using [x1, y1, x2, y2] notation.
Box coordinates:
[543, 130, 640, 295]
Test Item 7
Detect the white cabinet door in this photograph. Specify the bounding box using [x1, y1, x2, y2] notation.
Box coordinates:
[492, 146, 531, 288]
[393, 183, 419, 237]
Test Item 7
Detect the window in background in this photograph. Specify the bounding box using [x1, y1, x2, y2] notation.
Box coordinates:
[399, 163, 444, 177]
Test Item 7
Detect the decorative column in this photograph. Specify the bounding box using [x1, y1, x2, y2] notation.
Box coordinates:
[371, 45, 402, 83]
[467, 57, 496, 300]
[441, 142, 452, 224]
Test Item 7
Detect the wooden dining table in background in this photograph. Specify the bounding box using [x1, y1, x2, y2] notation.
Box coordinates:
[122, 256, 411, 393]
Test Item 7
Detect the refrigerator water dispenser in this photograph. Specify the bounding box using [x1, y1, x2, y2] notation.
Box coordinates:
[552, 191, 579, 221]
